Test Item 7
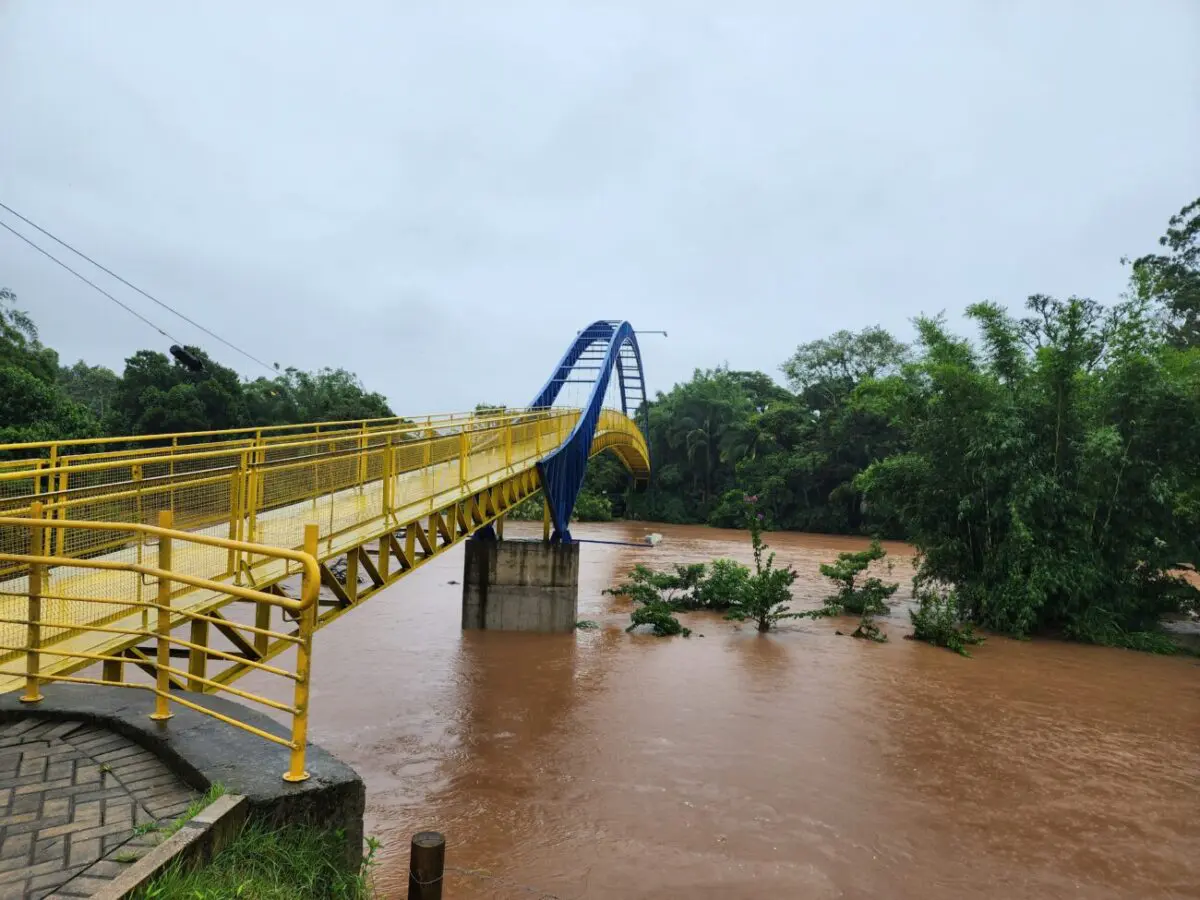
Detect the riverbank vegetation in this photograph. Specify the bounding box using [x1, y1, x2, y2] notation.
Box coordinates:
[594, 198, 1200, 653]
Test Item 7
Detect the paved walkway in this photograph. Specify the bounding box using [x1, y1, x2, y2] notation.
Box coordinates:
[0, 719, 198, 899]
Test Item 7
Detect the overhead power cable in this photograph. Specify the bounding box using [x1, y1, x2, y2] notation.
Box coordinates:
[0, 200, 277, 374]
[0, 218, 181, 343]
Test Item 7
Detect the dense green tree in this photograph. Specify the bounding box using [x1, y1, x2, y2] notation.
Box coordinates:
[0, 289, 96, 450]
[581, 453, 632, 516]
[0, 364, 96, 447]
[1, 291, 393, 444]
[782, 325, 909, 406]
[856, 295, 1200, 646]
[111, 348, 248, 435]
[625, 348, 906, 534]
[1131, 197, 1200, 348]
[703, 330, 908, 534]
[244, 368, 392, 426]
[1, 288, 62, 384]
[629, 368, 766, 522]
[58, 361, 121, 421]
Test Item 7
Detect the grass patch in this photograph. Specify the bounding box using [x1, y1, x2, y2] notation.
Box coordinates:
[134, 822, 376, 899]
[164, 783, 227, 840]
[132, 783, 227, 842]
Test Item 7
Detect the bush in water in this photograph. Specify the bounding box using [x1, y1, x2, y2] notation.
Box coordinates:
[909, 585, 984, 656]
[723, 497, 800, 633]
[818, 539, 899, 616]
[626, 600, 691, 637]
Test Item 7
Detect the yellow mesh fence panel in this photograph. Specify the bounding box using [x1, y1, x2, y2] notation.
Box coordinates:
[0, 511, 32, 593]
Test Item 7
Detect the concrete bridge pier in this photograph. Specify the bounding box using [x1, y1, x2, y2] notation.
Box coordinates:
[461, 536, 579, 632]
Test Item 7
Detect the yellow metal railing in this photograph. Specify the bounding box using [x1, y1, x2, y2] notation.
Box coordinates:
[594, 408, 651, 476]
[0, 409, 568, 468]
[0, 505, 321, 781]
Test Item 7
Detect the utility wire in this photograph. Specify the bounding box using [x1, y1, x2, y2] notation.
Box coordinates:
[0, 200, 277, 374]
[0, 219, 181, 343]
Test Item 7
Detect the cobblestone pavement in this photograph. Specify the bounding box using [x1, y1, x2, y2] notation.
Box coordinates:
[0, 719, 199, 899]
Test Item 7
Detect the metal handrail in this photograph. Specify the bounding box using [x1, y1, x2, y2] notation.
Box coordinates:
[0, 505, 320, 781]
[0, 406, 582, 463]
[0, 408, 583, 484]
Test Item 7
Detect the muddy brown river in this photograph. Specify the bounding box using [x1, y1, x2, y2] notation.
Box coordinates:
[295, 523, 1198, 899]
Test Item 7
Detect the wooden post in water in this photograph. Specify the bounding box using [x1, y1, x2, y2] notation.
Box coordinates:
[407, 831, 445, 900]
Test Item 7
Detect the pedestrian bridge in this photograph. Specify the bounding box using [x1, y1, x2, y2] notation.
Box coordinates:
[0, 320, 650, 779]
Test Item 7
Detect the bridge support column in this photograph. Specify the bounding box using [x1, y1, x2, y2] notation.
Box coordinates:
[462, 537, 578, 633]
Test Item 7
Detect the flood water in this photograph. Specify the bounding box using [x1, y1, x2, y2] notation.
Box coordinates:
[298, 523, 1199, 899]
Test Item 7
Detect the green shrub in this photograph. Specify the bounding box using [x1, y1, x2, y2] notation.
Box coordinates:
[626, 599, 691, 637]
[723, 500, 800, 632]
[852, 615, 888, 642]
[693, 558, 752, 611]
[606, 564, 700, 636]
[818, 539, 898, 615]
[605, 563, 706, 607]
[506, 495, 543, 521]
[573, 490, 614, 522]
[910, 586, 984, 656]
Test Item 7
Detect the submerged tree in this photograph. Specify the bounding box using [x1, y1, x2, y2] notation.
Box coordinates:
[908, 583, 984, 656]
[606, 565, 696, 636]
[724, 498, 800, 632]
[817, 539, 898, 616]
[804, 539, 900, 643]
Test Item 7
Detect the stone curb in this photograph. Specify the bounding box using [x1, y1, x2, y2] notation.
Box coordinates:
[89, 794, 249, 900]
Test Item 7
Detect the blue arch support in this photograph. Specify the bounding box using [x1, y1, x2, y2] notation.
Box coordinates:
[529, 320, 649, 542]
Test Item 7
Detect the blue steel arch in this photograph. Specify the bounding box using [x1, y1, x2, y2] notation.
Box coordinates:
[530, 320, 649, 542]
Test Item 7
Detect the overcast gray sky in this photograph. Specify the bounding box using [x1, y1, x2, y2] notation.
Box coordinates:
[2, 1, 1197, 410]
